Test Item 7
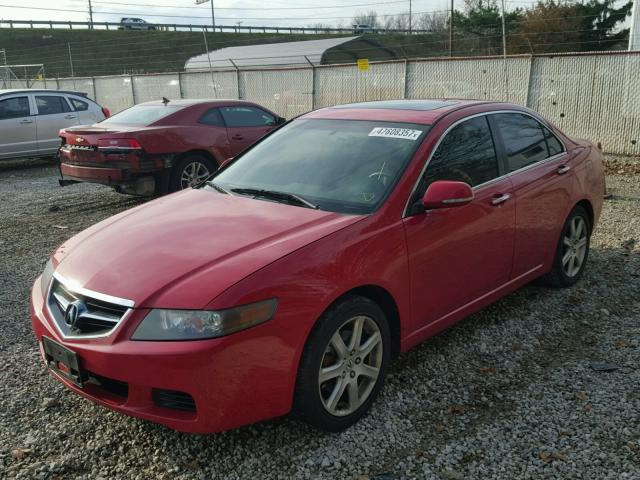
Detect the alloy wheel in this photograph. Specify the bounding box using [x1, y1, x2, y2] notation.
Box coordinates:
[180, 161, 211, 189]
[562, 216, 588, 277]
[318, 315, 383, 417]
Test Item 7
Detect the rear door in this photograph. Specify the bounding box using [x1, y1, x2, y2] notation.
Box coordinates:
[489, 112, 575, 278]
[0, 94, 38, 159]
[403, 114, 516, 329]
[219, 105, 277, 154]
[34, 94, 80, 154]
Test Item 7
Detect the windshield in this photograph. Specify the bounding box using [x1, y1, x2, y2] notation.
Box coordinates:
[100, 105, 182, 126]
[211, 119, 428, 214]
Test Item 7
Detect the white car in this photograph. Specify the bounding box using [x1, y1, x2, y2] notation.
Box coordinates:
[0, 89, 109, 160]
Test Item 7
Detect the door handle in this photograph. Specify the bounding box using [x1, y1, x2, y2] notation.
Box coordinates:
[491, 193, 511, 206]
[64, 114, 77, 119]
[20, 119, 33, 124]
[557, 165, 571, 174]
[232, 134, 244, 140]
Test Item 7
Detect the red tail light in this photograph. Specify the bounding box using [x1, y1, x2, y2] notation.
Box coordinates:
[97, 138, 142, 150]
[101, 106, 111, 118]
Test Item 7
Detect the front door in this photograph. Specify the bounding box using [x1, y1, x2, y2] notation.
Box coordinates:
[0, 95, 37, 159]
[403, 115, 516, 330]
[219, 105, 276, 155]
[34, 94, 79, 155]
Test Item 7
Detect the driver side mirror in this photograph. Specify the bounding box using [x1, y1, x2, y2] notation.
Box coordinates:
[422, 180, 474, 210]
[275, 116, 286, 125]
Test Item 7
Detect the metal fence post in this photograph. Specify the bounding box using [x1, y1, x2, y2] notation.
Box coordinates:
[131, 75, 137, 105]
[229, 59, 241, 99]
[304, 56, 316, 110]
[178, 72, 185, 98]
[524, 55, 534, 108]
[92, 76, 97, 100]
[403, 58, 409, 99]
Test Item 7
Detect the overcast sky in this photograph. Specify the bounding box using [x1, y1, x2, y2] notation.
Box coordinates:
[0, 0, 473, 28]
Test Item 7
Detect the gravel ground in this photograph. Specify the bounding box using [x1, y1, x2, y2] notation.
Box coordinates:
[0, 161, 639, 480]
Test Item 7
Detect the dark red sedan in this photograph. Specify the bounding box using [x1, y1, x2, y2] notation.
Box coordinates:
[32, 100, 604, 433]
[58, 99, 284, 195]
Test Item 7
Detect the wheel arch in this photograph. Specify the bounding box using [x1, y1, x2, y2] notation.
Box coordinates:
[175, 149, 220, 167]
[317, 285, 402, 359]
[575, 198, 594, 229]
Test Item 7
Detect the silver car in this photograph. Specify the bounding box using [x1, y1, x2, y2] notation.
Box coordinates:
[0, 89, 108, 160]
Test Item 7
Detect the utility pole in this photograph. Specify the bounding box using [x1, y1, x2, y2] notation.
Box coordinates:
[449, 0, 453, 56]
[88, 0, 93, 29]
[195, 0, 215, 31]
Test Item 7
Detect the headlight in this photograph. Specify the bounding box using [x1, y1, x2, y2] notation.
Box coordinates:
[40, 259, 55, 297]
[131, 298, 278, 341]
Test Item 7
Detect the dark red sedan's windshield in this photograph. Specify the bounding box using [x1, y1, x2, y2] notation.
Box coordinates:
[212, 119, 428, 214]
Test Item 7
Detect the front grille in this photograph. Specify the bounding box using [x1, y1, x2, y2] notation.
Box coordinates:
[47, 277, 131, 338]
[152, 389, 196, 412]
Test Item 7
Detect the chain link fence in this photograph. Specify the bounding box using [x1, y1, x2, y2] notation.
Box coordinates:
[37, 51, 640, 157]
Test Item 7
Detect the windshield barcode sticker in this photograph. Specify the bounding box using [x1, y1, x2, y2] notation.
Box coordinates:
[368, 127, 422, 141]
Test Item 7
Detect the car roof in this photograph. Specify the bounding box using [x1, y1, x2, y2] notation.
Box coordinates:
[304, 99, 499, 125]
[0, 89, 88, 97]
[135, 99, 260, 108]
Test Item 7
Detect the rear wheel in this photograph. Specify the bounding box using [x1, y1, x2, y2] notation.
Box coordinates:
[540, 205, 591, 287]
[294, 295, 390, 431]
[169, 154, 217, 192]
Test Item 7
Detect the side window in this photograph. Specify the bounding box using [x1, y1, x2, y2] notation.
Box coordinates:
[198, 108, 224, 127]
[35, 96, 71, 115]
[493, 113, 550, 172]
[69, 97, 89, 111]
[0, 96, 30, 119]
[543, 127, 564, 156]
[220, 106, 275, 127]
[421, 116, 499, 192]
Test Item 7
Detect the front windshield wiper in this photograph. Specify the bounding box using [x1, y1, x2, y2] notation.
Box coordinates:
[231, 188, 318, 209]
[205, 180, 230, 195]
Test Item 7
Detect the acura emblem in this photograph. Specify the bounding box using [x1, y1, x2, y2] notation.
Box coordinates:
[75, 136, 85, 143]
[64, 300, 87, 329]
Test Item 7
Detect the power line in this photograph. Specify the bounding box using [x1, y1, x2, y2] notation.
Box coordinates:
[87, 0, 418, 10]
[0, 4, 451, 20]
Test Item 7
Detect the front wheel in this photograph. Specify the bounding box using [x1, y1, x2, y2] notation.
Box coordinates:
[294, 295, 391, 431]
[169, 154, 217, 192]
[540, 205, 591, 287]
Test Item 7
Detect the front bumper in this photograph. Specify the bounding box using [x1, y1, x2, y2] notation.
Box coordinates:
[30, 278, 296, 433]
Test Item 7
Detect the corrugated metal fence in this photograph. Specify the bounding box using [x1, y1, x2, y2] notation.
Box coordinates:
[24, 51, 640, 156]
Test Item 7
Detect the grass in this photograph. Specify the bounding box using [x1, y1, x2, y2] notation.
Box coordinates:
[0, 28, 458, 79]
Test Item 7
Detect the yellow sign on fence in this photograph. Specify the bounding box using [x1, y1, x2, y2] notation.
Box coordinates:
[357, 58, 369, 71]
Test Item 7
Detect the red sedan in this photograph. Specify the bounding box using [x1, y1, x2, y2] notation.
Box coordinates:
[31, 100, 604, 433]
[58, 99, 284, 195]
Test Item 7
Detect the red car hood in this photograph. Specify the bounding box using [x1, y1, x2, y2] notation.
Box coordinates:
[53, 189, 364, 309]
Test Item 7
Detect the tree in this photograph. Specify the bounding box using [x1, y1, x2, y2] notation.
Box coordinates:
[576, 0, 633, 50]
[516, 1, 583, 53]
[417, 11, 450, 32]
[452, 0, 522, 55]
[353, 10, 379, 28]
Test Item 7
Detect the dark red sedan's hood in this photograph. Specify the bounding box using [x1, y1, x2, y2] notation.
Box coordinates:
[53, 190, 363, 309]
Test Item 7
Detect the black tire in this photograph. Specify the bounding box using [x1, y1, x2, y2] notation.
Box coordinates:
[169, 154, 217, 193]
[539, 205, 591, 288]
[293, 295, 391, 431]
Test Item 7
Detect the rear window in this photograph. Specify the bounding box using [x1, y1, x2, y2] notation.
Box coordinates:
[100, 105, 182, 126]
[69, 97, 89, 111]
